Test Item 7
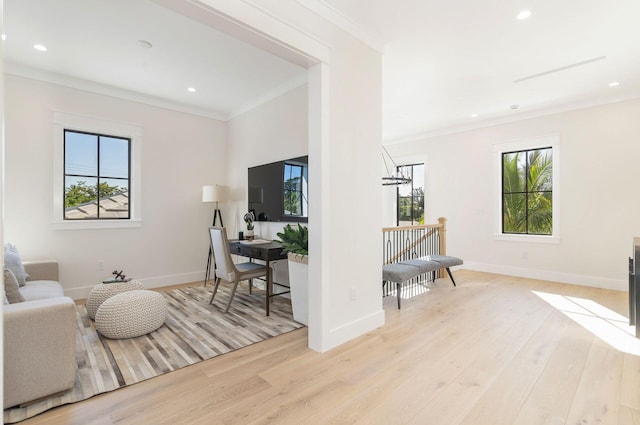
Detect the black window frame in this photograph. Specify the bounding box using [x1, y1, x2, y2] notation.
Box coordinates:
[396, 163, 424, 226]
[501, 146, 553, 235]
[63, 129, 131, 220]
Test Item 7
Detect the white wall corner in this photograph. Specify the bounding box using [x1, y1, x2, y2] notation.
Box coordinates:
[307, 62, 331, 352]
[325, 309, 385, 352]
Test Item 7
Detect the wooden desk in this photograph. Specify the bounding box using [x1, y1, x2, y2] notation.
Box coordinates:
[229, 240, 288, 316]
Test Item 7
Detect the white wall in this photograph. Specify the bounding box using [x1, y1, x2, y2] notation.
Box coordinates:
[226, 84, 308, 239]
[386, 98, 640, 290]
[321, 36, 383, 338]
[4, 75, 228, 298]
[226, 84, 308, 285]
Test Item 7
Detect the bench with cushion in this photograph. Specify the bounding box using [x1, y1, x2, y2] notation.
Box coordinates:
[382, 255, 463, 309]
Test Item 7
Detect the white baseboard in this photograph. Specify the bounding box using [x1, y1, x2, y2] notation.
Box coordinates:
[137, 272, 204, 289]
[462, 261, 626, 292]
[324, 308, 385, 352]
[64, 271, 204, 300]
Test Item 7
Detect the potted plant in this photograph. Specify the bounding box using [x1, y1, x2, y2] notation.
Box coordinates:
[275, 224, 309, 325]
[243, 211, 255, 240]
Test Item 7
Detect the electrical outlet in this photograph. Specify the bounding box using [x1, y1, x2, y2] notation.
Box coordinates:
[350, 287, 357, 301]
[97, 260, 104, 271]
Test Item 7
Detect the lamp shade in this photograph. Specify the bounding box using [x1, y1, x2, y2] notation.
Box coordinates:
[202, 185, 228, 203]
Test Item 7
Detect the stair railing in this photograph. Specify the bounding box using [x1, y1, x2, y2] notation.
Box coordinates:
[382, 217, 448, 281]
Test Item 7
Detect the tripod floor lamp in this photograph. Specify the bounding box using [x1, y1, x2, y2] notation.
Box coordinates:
[202, 185, 228, 286]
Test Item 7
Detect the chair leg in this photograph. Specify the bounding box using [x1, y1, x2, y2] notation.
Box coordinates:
[396, 282, 402, 309]
[210, 278, 221, 304]
[249, 278, 253, 294]
[225, 280, 241, 313]
[446, 267, 457, 286]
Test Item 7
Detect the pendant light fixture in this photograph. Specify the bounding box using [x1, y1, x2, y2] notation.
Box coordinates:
[382, 146, 412, 186]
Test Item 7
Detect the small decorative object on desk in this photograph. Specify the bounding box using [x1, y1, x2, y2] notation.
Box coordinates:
[102, 269, 132, 284]
[244, 211, 255, 240]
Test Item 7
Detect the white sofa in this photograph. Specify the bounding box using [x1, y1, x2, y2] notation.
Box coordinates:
[3, 261, 77, 408]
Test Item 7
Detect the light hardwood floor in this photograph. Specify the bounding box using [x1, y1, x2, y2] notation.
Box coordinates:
[21, 270, 640, 425]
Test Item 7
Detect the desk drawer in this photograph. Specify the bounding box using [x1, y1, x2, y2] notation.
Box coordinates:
[229, 243, 252, 257]
[228, 241, 287, 261]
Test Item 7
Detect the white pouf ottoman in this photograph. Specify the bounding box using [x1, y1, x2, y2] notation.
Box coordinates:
[95, 290, 168, 339]
[86, 279, 145, 319]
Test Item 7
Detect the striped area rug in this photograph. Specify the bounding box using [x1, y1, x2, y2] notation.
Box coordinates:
[4, 284, 303, 423]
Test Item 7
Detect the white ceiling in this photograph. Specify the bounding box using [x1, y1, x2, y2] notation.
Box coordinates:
[3, 0, 307, 120]
[5, 0, 640, 141]
[321, 0, 640, 141]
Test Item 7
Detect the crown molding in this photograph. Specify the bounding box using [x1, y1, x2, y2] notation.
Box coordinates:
[4, 62, 229, 121]
[295, 0, 385, 54]
[228, 73, 308, 119]
[5, 62, 311, 122]
[384, 92, 640, 146]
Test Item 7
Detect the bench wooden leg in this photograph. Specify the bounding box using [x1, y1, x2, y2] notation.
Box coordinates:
[445, 267, 456, 286]
[396, 282, 402, 309]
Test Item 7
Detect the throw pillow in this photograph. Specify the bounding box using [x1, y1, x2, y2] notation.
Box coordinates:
[3, 243, 29, 286]
[4, 268, 25, 303]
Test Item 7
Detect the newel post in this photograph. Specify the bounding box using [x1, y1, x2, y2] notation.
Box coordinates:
[438, 217, 447, 278]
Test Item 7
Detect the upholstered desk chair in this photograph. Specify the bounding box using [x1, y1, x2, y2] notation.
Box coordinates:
[209, 227, 267, 313]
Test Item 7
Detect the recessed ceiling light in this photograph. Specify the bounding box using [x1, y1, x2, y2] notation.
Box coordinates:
[1, 34, 6, 41]
[609, 81, 620, 87]
[137, 40, 153, 49]
[510, 104, 520, 110]
[187, 87, 196, 93]
[517, 10, 532, 20]
[33, 43, 47, 52]
[471, 114, 478, 118]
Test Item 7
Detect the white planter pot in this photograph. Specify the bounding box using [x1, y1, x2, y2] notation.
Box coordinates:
[287, 252, 308, 326]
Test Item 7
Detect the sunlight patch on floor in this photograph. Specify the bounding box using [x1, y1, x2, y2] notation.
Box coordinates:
[399, 284, 432, 299]
[385, 282, 432, 300]
[533, 291, 640, 355]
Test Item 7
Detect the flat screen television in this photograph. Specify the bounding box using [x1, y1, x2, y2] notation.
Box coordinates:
[248, 155, 308, 222]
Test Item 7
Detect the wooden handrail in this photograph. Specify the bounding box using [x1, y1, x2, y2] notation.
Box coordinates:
[382, 223, 441, 233]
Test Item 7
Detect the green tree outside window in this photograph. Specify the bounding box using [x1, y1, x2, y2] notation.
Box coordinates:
[502, 148, 552, 235]
[65, 181, 127, 208]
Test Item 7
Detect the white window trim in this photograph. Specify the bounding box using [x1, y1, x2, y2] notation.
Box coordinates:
[493, 134, 560, 244]
[52, 112, 142, 230]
